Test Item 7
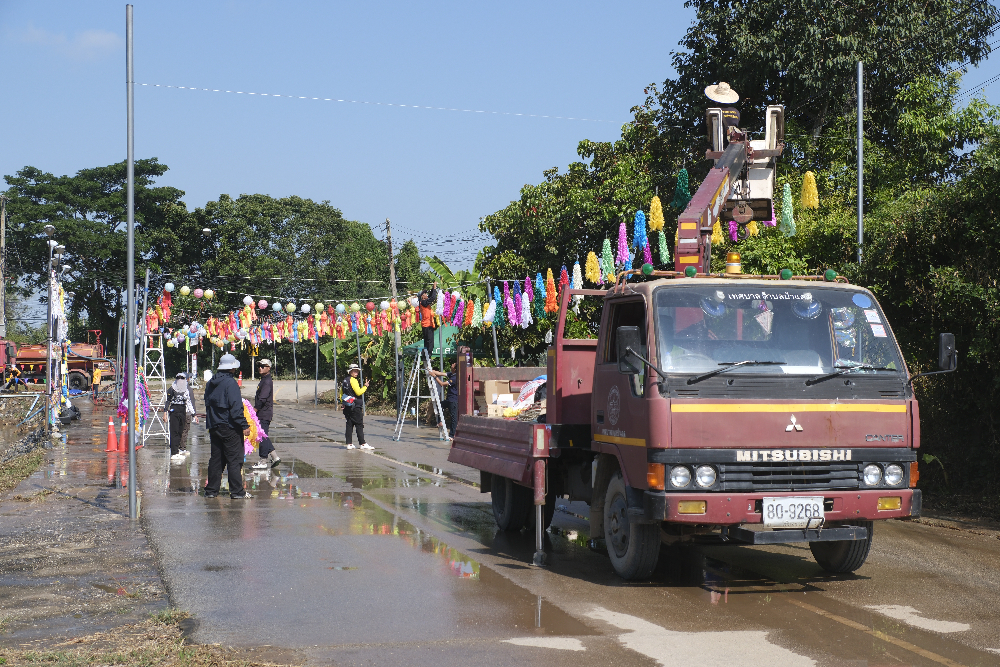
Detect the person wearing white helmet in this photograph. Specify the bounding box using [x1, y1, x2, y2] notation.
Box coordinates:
[342, 363, 372, 450]
[203, 353, 252, 499]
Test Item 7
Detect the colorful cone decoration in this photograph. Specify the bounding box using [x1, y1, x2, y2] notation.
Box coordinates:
[633, 210, 648, 250]
[658, 230, 670, 265]
[672, 168, 692, 210]
[747, 220, 760, 237]
[780, 183, 796, 237]
[642, 241, 653, 266]
[559, 265, 569, 292]
[711, 220, 725, 246]
[602, 238, 614, 281]
[585, 252, 601, 284]
[649, 195, 665, 232]
[545, 268, 558, 313]
[525, 274, 535, 302]
[520, 292, 532, 327]
[512, 281, 522, 326]
[728, 220, 739, 242]
[572, 261, 583, 290]
[616, 222, 629, 266]
[435, 289, 444, 316]
[801, 171, 819, 209]
[471, 298, 482, 326]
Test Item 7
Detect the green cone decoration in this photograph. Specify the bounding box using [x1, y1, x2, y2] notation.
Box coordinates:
[601, 238, 614, 281]
[671, 168, 692, 210]
[658, 230, 670, 265]
[779, 182, 796, 237]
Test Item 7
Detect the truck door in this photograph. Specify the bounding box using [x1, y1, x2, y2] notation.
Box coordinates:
[593, 298, 649, 487]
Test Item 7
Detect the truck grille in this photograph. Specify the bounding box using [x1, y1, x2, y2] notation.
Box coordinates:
[721, 461, 860, 492]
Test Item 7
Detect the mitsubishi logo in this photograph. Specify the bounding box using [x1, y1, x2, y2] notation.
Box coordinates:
[785, 415, 803, 432]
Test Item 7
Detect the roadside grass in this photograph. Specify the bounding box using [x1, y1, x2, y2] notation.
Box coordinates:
[0, 450, 45, 499]
[0, 610, 286, 666]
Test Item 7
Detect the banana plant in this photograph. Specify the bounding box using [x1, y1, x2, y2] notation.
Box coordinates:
[423, 256, 487, 300]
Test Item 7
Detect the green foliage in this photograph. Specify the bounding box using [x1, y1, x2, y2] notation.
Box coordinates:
[424, 256, 486, 301]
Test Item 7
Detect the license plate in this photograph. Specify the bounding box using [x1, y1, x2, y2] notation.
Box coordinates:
[762, 497, 824, 529]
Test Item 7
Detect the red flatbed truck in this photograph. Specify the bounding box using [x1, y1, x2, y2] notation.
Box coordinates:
[450, 278, 955, 579]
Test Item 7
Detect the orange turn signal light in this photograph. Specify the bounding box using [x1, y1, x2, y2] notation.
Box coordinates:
[909, 461, 919, 488]
[647, 463, 665, 491]
[877, 496, 902, 511]
[677, 500, 707, 515]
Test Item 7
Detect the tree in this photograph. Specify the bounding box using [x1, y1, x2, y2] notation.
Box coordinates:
[2, 159, 189, 346]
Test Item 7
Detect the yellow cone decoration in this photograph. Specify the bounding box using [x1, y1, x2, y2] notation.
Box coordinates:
[649, 196, 665, 232]
[585, 251, 601, 284]
[711, 220, 725, 246]
[747, 220, 760, 237]
[801, 171, 819, 210]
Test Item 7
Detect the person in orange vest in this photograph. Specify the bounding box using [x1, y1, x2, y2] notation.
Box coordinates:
[418, 282, 438, 357]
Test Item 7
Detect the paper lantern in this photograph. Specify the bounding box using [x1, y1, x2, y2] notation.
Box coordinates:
[301, 303, 311, 313]
[315, 303, 324, 311]
[365, 302, 375, 312]
[336, 303, 346, 314]
[188, 331, 198, 339]
[166, 339, 175, 347]
[204, 289, 214, 300]
[189, 322, 199, 333]
[243, 295, 253, 306]
[351, 302, 361, 312]
[258, 300, 268, 310]
[285, 302, 296, 313]
[237, 328, 248, 339]
[179, 286, 190, 296]
[273, 302, 283, 312]
[164, 282, 175, 293]
[409, 296, 419, 308]
[380, 300, 390, 311]
[193, 288, 203, 299]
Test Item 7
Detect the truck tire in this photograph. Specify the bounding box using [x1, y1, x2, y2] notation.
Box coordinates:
[491, 476, 531, 531]
[67, 371, 89, 391]
[604, 472, 660, 580]
[810, 521, 874, 573]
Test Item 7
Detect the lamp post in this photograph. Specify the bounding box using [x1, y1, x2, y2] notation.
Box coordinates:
[43, 225, 55, 436]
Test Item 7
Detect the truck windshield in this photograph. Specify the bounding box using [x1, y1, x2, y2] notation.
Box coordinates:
[653, 285, 904, 376]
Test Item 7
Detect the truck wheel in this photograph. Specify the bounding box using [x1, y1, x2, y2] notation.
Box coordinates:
[67, 371, 89, 391]
[604, 472, 660, 580]
[810, 521, 874, 573]
[491, 476, 531, 531]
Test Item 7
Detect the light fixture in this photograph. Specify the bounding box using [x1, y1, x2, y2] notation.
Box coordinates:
[202, 228, 211, 237]
[44, 225, 55, 237]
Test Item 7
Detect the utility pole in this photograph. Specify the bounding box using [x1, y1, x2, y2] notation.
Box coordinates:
[857, 61, 864, 265]
[0, 196, 6, 339]
[126, 4, 137, 520]
[385, 218, 402, 417]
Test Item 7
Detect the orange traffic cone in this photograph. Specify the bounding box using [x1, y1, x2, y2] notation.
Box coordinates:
[118, 421, 127, 453]
[237, 371, 243, 388]
[105, 417, 118, 452]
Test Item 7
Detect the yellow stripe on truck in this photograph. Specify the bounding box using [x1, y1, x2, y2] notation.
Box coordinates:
[594, 434, 647, 447]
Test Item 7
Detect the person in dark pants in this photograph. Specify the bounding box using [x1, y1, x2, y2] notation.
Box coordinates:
[252, 358, 280, 470]
[179, 372, 198, 453]
[429, 361, 458, 439]
[342, 363, 371, 450]
[166, 372, 195, 461]
[419, 283, 438, 357]
[203, 354, 252, 499]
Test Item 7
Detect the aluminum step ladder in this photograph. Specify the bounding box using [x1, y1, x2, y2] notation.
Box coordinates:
[392, 348, 448, 442]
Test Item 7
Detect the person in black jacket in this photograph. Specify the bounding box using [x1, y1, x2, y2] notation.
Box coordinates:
[251, 358, 280, 470]
[203, 354, 252, 499]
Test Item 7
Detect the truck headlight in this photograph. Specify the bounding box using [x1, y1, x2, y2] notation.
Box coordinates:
[863, 464, 882, 486]
[884, 464, 904, 486]
[694, 465, 717, 488]
[669, 466, 691, 488]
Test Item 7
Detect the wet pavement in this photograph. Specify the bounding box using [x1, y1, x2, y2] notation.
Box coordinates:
[5, 398, 1000, 665]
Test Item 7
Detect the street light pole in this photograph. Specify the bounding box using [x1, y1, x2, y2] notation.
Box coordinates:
[126, 4, 137, 520]
[43, 225, 55, 436]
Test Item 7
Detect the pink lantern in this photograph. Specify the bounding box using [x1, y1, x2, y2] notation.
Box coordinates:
[193, 288, 204, 299]
[258, 299, 268, 310]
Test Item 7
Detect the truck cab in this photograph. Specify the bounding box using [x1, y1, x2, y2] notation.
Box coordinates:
[450, 273, 938, 580]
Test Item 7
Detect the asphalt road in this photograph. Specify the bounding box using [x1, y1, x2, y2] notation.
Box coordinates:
[136, 403, 1000, 667]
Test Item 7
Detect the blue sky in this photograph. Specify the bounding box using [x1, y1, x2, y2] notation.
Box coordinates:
[3, 1, 1000, 272]
[0, 0, 697, 269]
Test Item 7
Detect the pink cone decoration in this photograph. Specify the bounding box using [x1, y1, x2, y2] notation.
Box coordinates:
[616, 222, 629, 266]
[643, 241, 653, 265]
[728, 220, 738, 241]
[524, 274, 534, 302]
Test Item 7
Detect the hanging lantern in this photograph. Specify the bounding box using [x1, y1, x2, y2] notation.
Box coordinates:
[166, 339, 175, 347]
[204, 289, 214, 300]
[351, 302, 361, 312]
[272, 302, 282, 312]
[336, 303, 346, 314]
[179, 285, 190, 296]
[237, 328, 248, 339]
[258, 300, 268, 310]
[243, 295, 253, 306]
[315, 302, 324, 312]
[365, 301, 375, 312]
[409, 296, 419, 308]
[193, 288, 204, 299]
[380, 300, 390, 311]
[188, 330, 198, 339]
[285, 302, 296, 313]
[164, 282, 175, 293]
[301, 303, 311, 313]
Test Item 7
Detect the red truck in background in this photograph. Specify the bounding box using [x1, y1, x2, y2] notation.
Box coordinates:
[9, 342, 114, 391]
[449, 277, 956, 580]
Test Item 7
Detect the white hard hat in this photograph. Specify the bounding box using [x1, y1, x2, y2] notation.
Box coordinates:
[217, 354, 240, 370]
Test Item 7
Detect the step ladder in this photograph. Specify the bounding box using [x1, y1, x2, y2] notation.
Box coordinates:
[393, 348, 448, 442]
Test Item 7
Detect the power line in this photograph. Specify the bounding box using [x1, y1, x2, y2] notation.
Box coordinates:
[138, 83, 618, 124]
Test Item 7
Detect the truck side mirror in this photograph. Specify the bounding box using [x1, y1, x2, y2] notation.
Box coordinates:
[938, 333, 957, 371]
[616, 326, 642, 374]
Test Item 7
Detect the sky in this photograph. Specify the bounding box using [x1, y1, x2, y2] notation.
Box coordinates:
[0, 0, 698, 270]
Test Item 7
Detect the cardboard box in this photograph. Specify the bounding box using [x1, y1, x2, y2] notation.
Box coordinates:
[487, 404, 506, 418]
[484, 380, 510, 404]
[496, 393, 515, 407]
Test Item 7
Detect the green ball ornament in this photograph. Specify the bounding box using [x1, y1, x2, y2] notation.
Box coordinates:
[780, 269, 793, 280]
[641, 263, 654, 276]
[684, 266, 697, 278]
[824, 269, 838, 282]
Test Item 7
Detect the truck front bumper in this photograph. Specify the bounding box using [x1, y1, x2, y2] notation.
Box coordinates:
[642, 488, 921, 525]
